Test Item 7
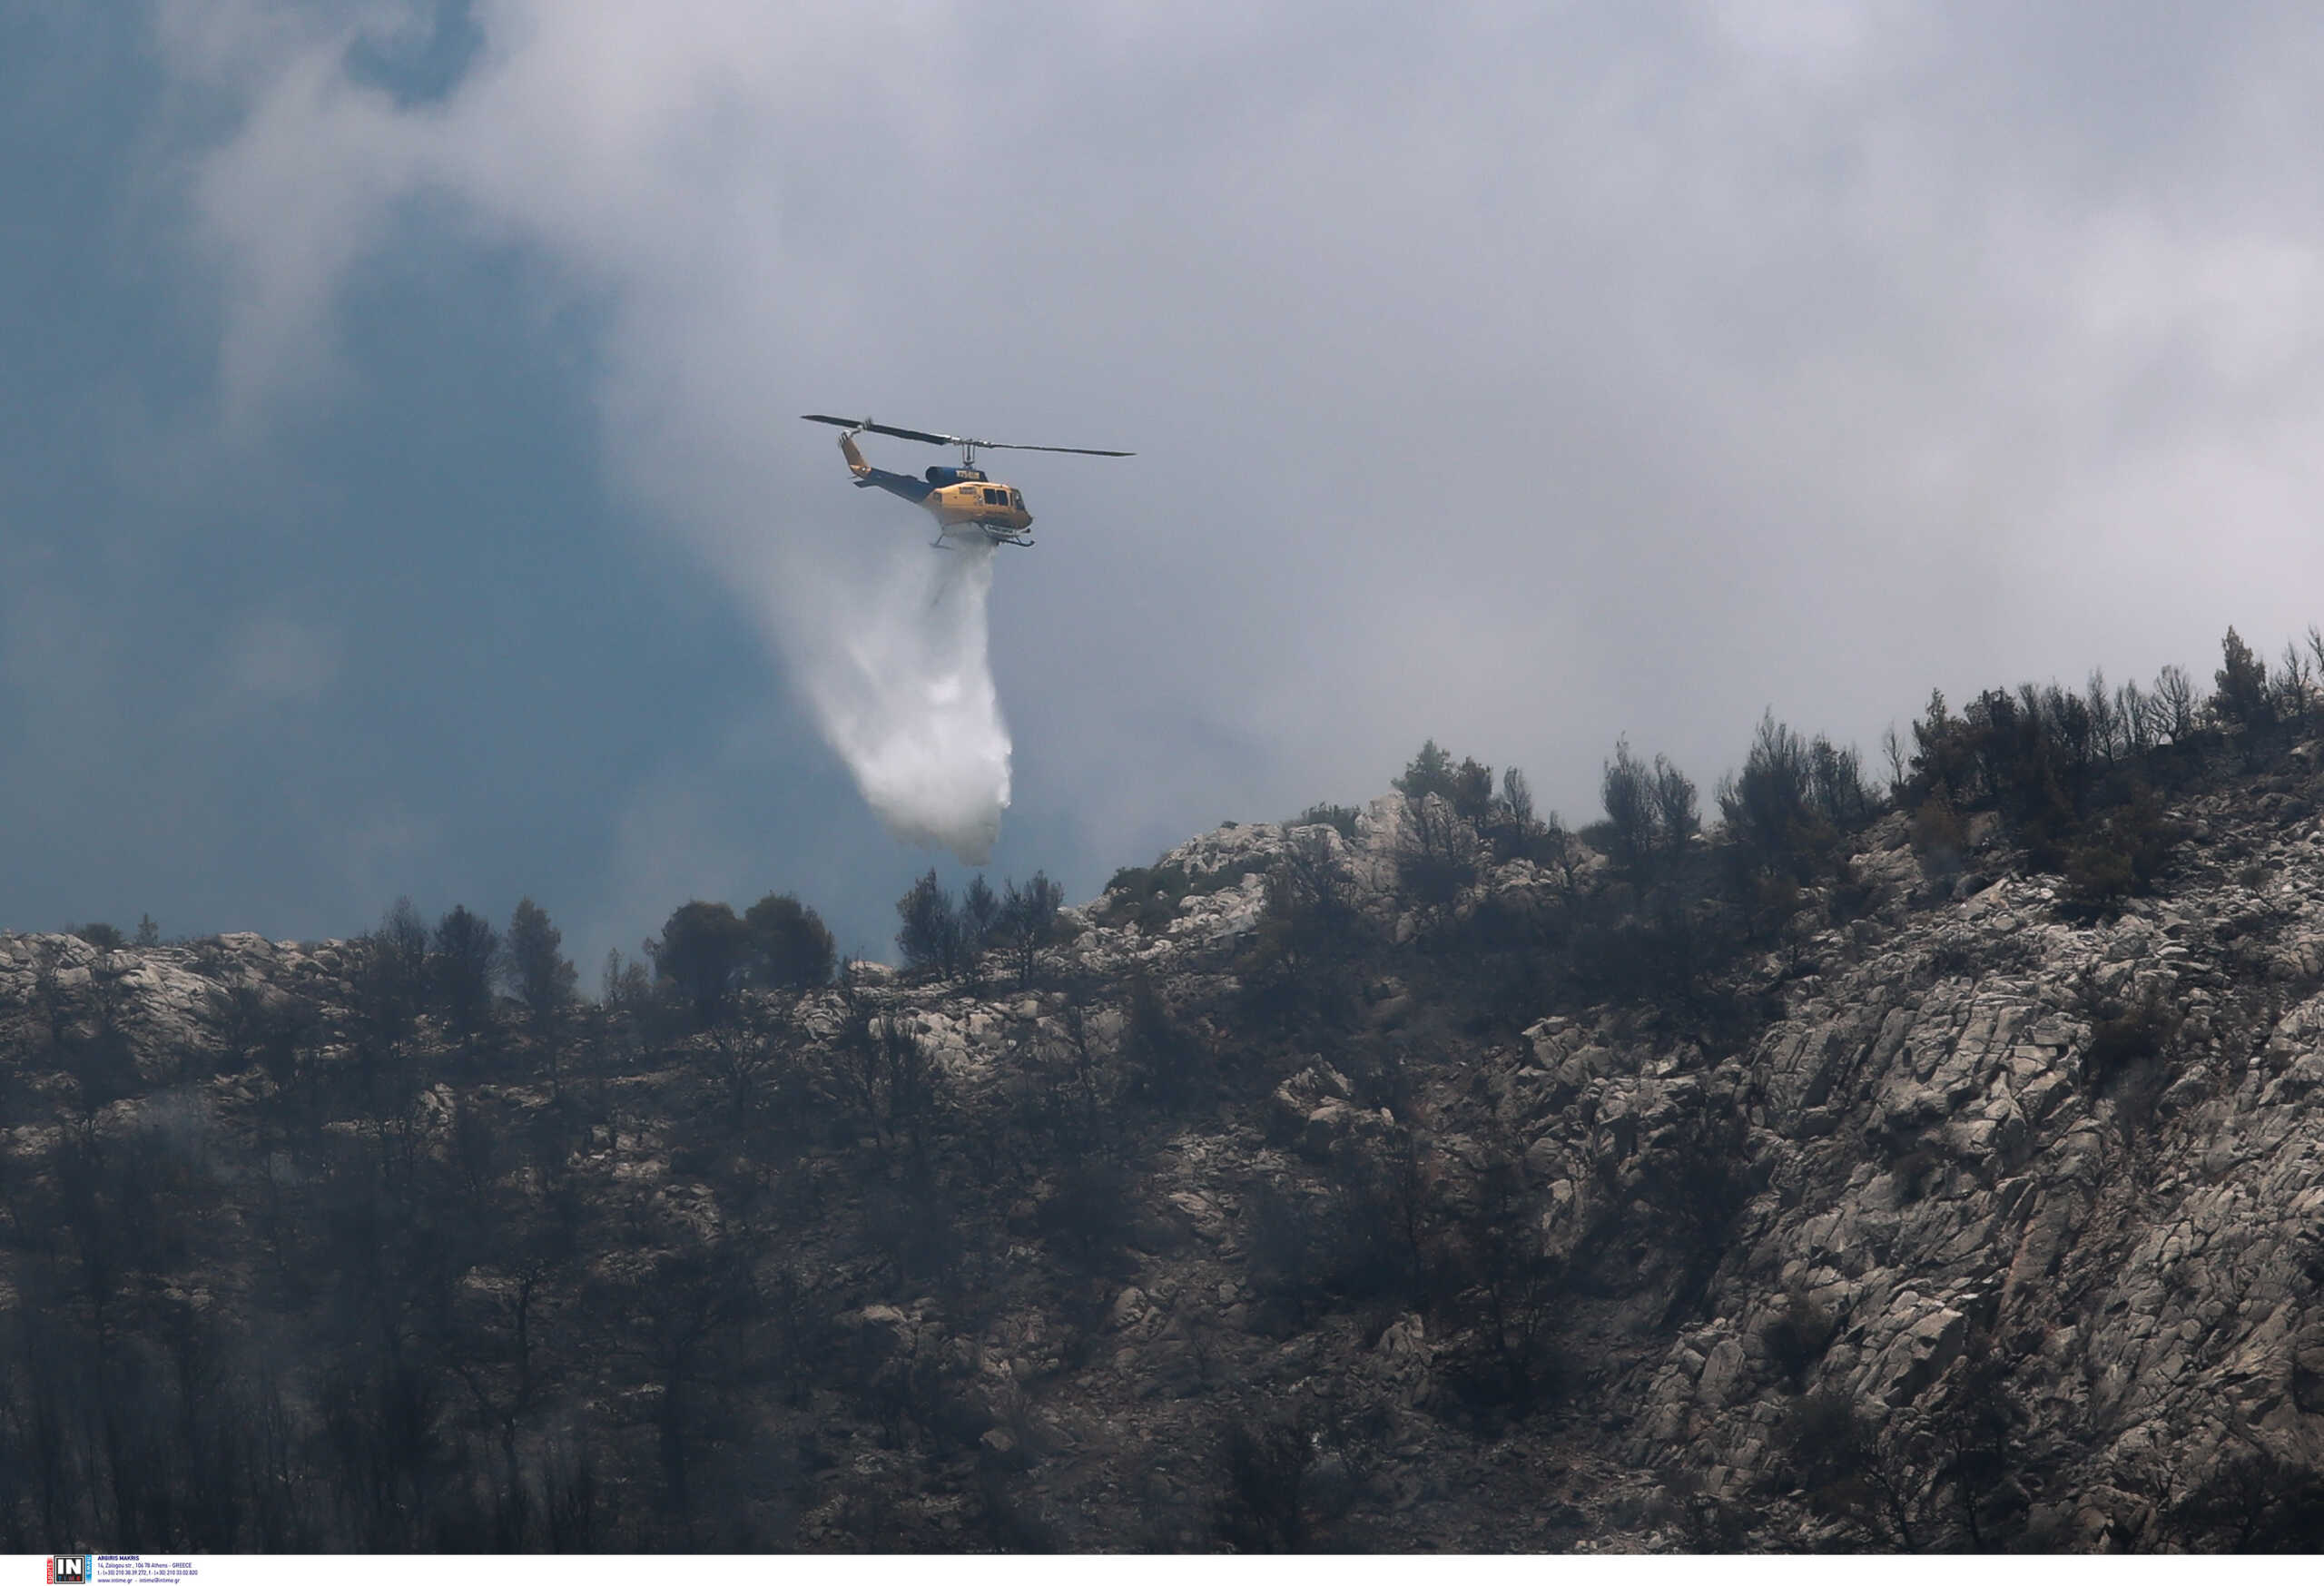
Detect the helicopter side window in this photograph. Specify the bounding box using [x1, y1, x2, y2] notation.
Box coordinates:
[983, 488, 1003, 506]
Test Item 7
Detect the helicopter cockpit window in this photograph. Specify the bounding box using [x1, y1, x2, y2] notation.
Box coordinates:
[1009, 491, 1023, 508]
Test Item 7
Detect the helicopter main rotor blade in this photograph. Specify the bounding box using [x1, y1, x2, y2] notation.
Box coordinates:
[799, 414, 961, 448]
[802, 414, 1132, 456]
[971, 441, 1137, 457]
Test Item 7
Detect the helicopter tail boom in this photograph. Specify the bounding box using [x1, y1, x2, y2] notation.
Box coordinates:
[832, 428, 940, 504]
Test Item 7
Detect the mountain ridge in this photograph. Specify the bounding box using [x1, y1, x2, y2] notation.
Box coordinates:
[5, 748, 2324, 1550]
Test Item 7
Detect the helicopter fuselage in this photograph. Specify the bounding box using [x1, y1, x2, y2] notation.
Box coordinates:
[839, 431, 1033, 545]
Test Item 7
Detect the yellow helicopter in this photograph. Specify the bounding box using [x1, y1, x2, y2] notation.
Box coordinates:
[803, 414, 1132, 547]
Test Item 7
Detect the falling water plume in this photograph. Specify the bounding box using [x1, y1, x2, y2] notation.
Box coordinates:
[793, 539, 1011, 863]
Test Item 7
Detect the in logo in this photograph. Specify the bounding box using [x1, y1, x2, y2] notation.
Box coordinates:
[47, 1561, 91, 1586]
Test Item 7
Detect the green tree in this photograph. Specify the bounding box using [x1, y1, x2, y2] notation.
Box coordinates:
[1651, 754, 1699, 852]
[960, 874, 1001, 971]
[651, 901, 751, 1027]
[1718, 711, 1827, 880]
[1449, 756, 1496, 824]
[1394, 739, 1457, 803]
[505, 898, 578, 1021]
[742, 893, 834, 990]
[2213, 626, 2276, 764]
[2213, 625, 2270, 727]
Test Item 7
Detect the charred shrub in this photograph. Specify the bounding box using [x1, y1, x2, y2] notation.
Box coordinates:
[1241, 1180, 1324, 1333]
[1717, 714, 1846, 885]
[1211, 1415, 1314, 1552]
[1238, 831, 1369, 1035]
[2168, 1443, 2324, 1552]
[1760, 1286, 1837, 1392]
[1931, 1342, 2032, 1549]
[1098, 863, 1194, 933]
[1121, 974, 1210, 1112]
[1292, 803, 1362, 842]
[1393, 794, 1478, 914]
[973, 1465, 1062, 1552]
[1637, 1111, 1754, 1266]
[1654, 1465, 1753, 1551]
[1886, 1144, 1944, 1204]
[1315, 1138, 1423, 1305]
[2081, 991, 2174, 1090]
[863, 1164, 962, 1293]
[1910, 796, 1968, 886]
[1035, 1156, 1141, 1280]
[2063, 786, 2178, 917]
[1438, 1152, 1564, 1424]
[1434, 1328, 1567, 1432]
[1564, 896, 1706, 1009]
[2063, 840, 2135, 912]
[63, 1020, 141, 1118]
[1778, 1389, 1919, 1549]
[1242, 1135, 1434, 1327]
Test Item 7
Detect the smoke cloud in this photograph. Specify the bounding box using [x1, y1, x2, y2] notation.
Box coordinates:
[170, 4, 1019, 865]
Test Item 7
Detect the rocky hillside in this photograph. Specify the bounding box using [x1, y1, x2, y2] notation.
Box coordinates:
[5, 753, 2324, 1552]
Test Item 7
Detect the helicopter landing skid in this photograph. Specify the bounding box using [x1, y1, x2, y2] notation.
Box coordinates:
[932, 529, 1036, 550]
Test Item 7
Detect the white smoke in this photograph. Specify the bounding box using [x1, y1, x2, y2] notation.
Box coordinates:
[166, 4, 1020, 863]
[787, 539, 1011, 863]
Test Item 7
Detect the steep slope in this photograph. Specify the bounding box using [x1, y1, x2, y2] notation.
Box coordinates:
[3, 765, 2323, 1551]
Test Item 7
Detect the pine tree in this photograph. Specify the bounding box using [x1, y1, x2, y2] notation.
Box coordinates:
[506, 897, 577, 1020]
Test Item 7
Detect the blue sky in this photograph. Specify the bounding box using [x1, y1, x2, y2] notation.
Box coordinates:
[12, 2, 2324, 970]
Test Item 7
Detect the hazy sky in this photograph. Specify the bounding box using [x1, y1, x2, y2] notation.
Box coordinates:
[11, 1, 2324, 968]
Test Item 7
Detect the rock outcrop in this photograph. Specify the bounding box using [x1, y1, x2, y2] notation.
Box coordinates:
[6, 774, 2324, 1551]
